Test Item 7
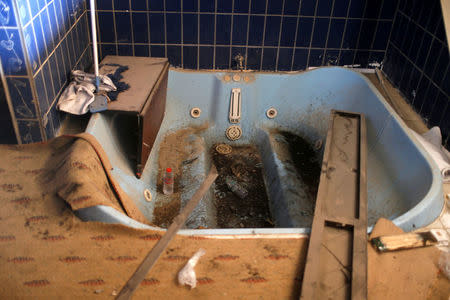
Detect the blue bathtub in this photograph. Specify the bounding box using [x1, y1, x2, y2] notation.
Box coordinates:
[81, 67, 444, 234]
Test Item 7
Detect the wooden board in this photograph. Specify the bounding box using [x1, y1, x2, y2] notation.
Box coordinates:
[300, 110, 367, 300]
[99, 56, 168, 113]
[98, 56, 169, 177]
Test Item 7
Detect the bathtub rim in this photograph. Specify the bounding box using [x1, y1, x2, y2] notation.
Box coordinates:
[82, 66, 444, 234]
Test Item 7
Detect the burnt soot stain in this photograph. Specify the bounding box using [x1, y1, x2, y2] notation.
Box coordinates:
[278, 131, 321, 199]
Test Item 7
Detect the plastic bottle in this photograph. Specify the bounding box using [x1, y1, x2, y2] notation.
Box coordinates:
[163, 167, 174, 195]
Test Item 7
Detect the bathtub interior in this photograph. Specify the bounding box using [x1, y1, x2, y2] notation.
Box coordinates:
[84, 67, 443, 233]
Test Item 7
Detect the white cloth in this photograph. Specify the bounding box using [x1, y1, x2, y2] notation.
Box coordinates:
[411, 127, 450, 183]
[56, 70, 116, 115]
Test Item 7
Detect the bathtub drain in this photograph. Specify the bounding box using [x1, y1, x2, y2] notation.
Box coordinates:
[226, 125, 242, 141]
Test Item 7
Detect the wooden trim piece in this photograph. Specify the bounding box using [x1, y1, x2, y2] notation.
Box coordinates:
[300, 110, 367, 300]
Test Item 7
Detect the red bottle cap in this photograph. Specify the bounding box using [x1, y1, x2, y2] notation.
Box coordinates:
[166, 168, 172, 173]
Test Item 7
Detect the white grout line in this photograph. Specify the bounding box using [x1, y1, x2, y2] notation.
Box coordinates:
[197, 0, 200, 69]
[11, 0, 47, 140]
[321, 0, 336, 66]
[163, 0, 168, 58]
[290, 0, 303, 71]
[129, 0, 135, 56]
[44, 44, 91, 117]
[351, 0, 368, 65]
[259, 0, 269, 71]
[213, 0, 217, 69]
[228, 0, 235, 69]
[337, 0, 353, 65]
[146, 0, 151, 56]
[275, 0, 285, 71]
[243, 0, 252, 70]
[181, 0, 184, 67]
[0, 59, 22, 144]
[31, 11, 87, 79]
[111, 0, 118, 54]
[95, 41, 387, 52]
[306, 0, 319, 68]
[92, 8, 396, 21]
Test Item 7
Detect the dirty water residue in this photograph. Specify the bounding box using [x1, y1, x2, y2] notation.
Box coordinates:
[212, 145, 273, 228]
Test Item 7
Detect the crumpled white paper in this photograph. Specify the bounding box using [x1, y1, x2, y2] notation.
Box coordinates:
[57, 70, 116, 115]
[178, 248, 206, 289]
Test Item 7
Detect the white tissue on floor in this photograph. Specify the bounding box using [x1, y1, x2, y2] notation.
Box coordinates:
[178, 248, 205, 289]
[56, 70, 116, 115]
[410, 126, 450, 182]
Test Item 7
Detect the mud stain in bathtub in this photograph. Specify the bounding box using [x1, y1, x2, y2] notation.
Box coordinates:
[153, 123, 209, 227]
[212, 145, 273, 228]
[278, 131, 321, 199]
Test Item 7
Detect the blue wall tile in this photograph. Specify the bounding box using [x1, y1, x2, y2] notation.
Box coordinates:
[166, 13, 181, 43]
[0, 28, 27, 76]
[293, 48, 308, 69]
[6, 77, 36, 119]
[246, 47, 261, 70]
[311, 18, 329, 48]
[248, 15, 264, 46]
[333, 0, 350, 17]
[17, 120, 42, 144]
[384, 0, 449, 148]
[199, 0, 214, 12]
[296, 17, 313, 47]
[215, 46, 230, 69]
[0, 0, 91, 143]
[183, 45, 197, 69]
[183, 13, 197, 44]
[0, 0, 17, 27]
[199, 14, 214, 44]
[134, 44, 149, 56]
[232, 15, 248, 45]
[278, 48, 293, 71]
[262, 47, 277, 70]
[149, 0, 164, 11]
[264, 16, 281, 47]
[234, 0, 249, 13]
[199, 46, 213, 68]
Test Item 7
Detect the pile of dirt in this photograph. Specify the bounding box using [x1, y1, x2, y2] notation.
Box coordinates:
[153, 124, 208, 227]
[211, 144, 273, 228]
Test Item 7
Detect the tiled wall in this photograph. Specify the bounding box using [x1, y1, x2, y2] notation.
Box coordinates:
[0, 80, 17, 143]
[0, 0, 91, 144]
[383, 0, 449, 147]
[93, 0, 397, 71]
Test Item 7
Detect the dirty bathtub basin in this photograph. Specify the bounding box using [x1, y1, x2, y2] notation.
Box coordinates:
[80, 67, 444, 234]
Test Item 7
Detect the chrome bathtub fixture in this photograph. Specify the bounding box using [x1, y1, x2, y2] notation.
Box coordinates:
[234, 54, 244, 70]
[144, 189, 152, 202]
[229, 88, 241, 123]
[226, 125, 242, 141]
[233, 74, 241, 82]
[266, 107, 277, 119]
[190, 107, 202, 118]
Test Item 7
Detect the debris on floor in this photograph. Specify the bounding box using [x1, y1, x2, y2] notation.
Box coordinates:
[212, 144, 273, 228]
[102, 63, 131, 101]
[178, 248, 206, 289]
